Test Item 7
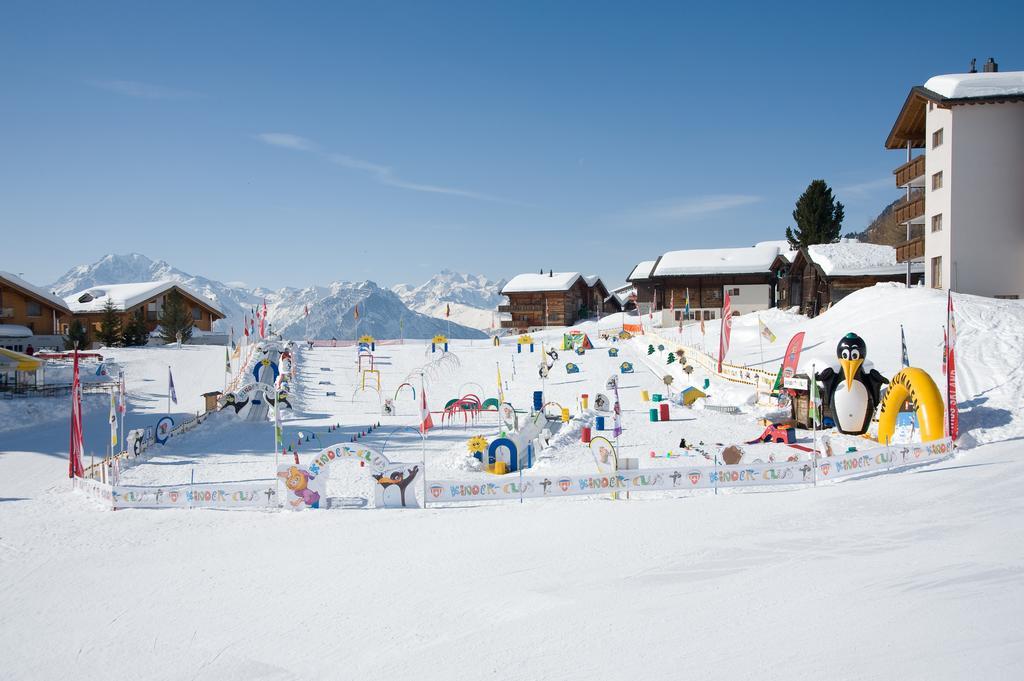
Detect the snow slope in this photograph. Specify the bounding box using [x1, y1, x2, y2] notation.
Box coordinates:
[656, 283, 1024, 447]
[1, 286, 1023, 680]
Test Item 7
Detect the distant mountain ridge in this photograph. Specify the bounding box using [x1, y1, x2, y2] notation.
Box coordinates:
[48, 254, 487, 340]
[391, 269, 506, 330]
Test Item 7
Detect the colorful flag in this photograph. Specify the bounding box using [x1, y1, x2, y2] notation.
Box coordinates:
[496, 363, 505, 403]
[699, 316, 705, 336]
[717, 292, 732, 372]
[684, 289, 690, 318]
[109, 392, 118, 447]
[758, 318, 777, 343]
[419, 381, 434, 434]
[225, 346, 232, 373]
[68, 349, 85, 478]
[900, 324, 910, 367]
[228, 326, 235, 351]
[669, 289, 675, 312]
[168, 367, 178, 405]
[650, 289, 656, 319]
[95, 362, 108, 377]
[304, 304, 309, 317]
[612, 380, 623, 438]
[274, 391, 283, 448]
[773, 332, 806, 391]
[353, 304, 360, 321]
[117, 370, 126, 414]
[947, 292, 959, 439]
[942, 327, 948, 376]
[243, 317, 249, 337]
[445, 303, 451, 318]
[808, 366, 820, 425]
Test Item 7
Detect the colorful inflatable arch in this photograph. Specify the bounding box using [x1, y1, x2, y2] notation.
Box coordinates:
[877, 367, 945, 444]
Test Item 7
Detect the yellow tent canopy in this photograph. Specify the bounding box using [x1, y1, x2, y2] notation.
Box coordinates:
[0, 347, 43, 372]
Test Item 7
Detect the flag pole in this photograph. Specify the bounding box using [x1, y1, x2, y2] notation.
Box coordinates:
[167, 365, 171, 416]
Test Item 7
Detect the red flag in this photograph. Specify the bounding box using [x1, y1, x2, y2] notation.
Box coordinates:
[353, 305, 360, 321]
[304, 304, 309, 317]
[947, 292, 959, 439]
[717, 292, 732, 372]
[419, 382, 434, 434]
[68, 348, 85, 478]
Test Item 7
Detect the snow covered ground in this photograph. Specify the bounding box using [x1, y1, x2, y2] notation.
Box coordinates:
[1, 285, 1022, 680]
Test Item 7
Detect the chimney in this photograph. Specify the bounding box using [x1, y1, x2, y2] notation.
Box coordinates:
[983, 57, 998, 73]
[549, 269, 553, 277]
[969, 58, 977, 74]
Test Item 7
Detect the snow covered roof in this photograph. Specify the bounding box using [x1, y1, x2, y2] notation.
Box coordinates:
[806, 242, 924, 276]
[65, 281, 225, 316]
[652, 241, 783, 277]
[924, 71, 1024, 100]
[0, 271, 71, 312]
[0, 324, 33, 339]
[582, 274, 601, 287]
[501, 272, 582, 294]
[626, 260, 657, 281]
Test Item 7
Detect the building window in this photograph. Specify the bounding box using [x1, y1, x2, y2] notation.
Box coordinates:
[995, 295, 1020, 300]
[932, 128, 943, 148]
[147, 301, 158, 322]
[931, 171, 943, 190]
[730, 288, 740, 296]
[26, 300, 41, 317]
[192, 306, 202, 321]
[931, 214, 943, 232]
[931, 256, 943, 289]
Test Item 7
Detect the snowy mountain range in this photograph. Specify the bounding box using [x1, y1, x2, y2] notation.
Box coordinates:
[48, 254, 491, 340]
[391, 269, 506, 331]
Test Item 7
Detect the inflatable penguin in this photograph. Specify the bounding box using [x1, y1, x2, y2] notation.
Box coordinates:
[816, 333, 888, 435]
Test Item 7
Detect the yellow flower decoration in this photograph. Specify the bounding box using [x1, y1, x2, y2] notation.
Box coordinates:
[359, 335, 375, 344]
[518, 334, 534, 345]
[432, 334, 448, 344]
[467, 435, 489, 454]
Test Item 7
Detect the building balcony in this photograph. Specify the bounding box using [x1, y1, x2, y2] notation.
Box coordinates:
[894, 194, 925, 224]
[500, 320, 526, 329]
[497, 304, 511, 313]
[895, 236, 926, 263]
[894, 155, 926, 188]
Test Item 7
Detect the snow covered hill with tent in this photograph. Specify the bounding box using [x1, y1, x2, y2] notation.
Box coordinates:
[0, 283, 1022, 680]
[49, 253, 489, 339]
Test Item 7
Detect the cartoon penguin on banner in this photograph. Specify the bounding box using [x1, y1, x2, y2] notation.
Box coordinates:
[816, 333, 888, 435]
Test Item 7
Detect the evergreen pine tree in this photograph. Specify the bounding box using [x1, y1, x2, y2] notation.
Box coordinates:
[96, 299, 123, 347]
[64, 319, 88, 350]
[785, 179, 845, 248]
[121, 309, 149, 347]
[158, 289, 194, 344]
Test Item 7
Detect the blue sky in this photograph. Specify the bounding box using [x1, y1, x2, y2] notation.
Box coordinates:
[2, 1, 1021, 289]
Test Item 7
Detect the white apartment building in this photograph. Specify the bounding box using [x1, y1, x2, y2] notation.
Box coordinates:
[886, 59, 1024, 298]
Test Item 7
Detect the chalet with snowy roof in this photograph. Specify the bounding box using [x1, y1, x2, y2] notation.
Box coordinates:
[499, 271, 609, 330]
[65, 281, 225, 337]
[0, 271, 72, 352]
[886, 59, 1024, 298]
[771, 241, 924, 316]
[627, 242, 785, 325]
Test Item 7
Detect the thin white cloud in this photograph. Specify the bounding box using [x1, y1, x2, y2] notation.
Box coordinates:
[88, 79, 201, 100]
[837, 176, 892, 199]
[256, 133, 316, 151]
[626, 194, 762, 222]
[256, 132, 514, 203]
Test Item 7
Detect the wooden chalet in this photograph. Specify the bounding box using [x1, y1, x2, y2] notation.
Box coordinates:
[66, 281, 225, 336]
[0, 271, 71, 337]
[499, 272, 609, 331]
[627, 242, 784, 323]
[771, 242, 924, 316]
